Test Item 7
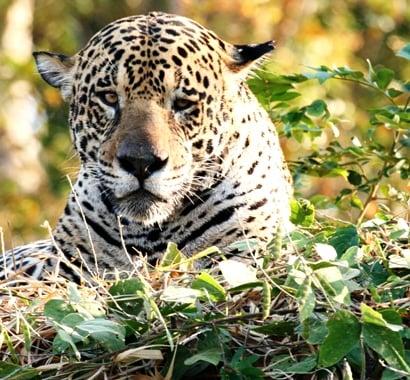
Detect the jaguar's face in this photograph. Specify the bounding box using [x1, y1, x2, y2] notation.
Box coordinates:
[33, 12, 275, 225]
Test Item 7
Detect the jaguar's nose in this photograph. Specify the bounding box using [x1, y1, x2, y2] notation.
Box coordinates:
[116, 140, 168, 183]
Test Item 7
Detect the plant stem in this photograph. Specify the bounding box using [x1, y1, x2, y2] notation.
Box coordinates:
[357, 182, 380, 225]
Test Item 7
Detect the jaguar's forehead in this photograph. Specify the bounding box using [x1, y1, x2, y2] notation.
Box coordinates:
[73, 12, 231, 95]
[78, 12, 228, 69]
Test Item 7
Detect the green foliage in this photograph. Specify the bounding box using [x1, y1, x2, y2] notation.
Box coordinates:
[43, 286, 125, 359]
[1, 30, 410, 380]
[250, 55, 409, 223]
[318, 311, 360, 367]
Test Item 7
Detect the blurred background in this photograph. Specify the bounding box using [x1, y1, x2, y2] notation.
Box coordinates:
[0, 0, 409, 249]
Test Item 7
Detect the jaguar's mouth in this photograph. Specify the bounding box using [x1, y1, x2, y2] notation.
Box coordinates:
[117, 188, 166, 203]
[112, 187, 171, 223]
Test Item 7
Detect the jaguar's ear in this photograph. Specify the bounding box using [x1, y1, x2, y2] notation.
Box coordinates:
[33, 51, 74, 100]
[227, 40, 276, 74]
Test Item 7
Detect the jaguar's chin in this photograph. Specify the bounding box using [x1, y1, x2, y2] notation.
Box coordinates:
[113, 189, 175, 225]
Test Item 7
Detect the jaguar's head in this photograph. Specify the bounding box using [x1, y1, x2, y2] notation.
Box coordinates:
[34, 12, 274, 225]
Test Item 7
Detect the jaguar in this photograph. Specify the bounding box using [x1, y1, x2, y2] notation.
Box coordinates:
[1, 12, 292, 281]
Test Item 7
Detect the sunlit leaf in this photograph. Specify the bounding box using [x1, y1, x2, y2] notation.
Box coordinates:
[192, 272, 226, 301]
[219, 259, 258, 287]
[290, 198, 315, 227]
[161, 286, 202, 304]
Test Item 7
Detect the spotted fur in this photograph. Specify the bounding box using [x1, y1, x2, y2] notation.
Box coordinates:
[1, 12, 292, 281]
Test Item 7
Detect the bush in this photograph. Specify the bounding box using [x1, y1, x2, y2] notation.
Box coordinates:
[0, 45, 409, 380]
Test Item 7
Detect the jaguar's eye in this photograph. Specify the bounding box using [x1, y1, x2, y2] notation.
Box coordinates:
[173, 98, 196, 112]
[96, 91, 119, 107]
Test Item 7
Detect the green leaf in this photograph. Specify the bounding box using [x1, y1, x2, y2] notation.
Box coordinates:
[319, 310, 361, 367]
[52, 330, 81, 359]
[290, 198, 315, 227]
[386, 88, 403, 98]
[60, 313, 86, 329]
[286, 355, 317, 373]
[109, 278, 144, 315]
[253, 321, 296, 337]
[334, 66, 365, 80]
[76, 319, 126, 352]
[0, 362, 39, 380]
[228, 281, 263, 293]
[396, 43, 410, 60]
[67, 283, 82, 303]
[362, 261, 389, 286]
[192, 272, 226, 302]
[44, 299, 75, 323]
[228, 349, 264, 377]
[329, 226, 359, 256]
[306, 100, 327, 117]
[302, 316, 328, 344]
[184, 348, 222, 366]
[270, 355, 317, 374]
[340, 246, 362, 267]
[160, 242, 184, 267]
[350, 195, 364, 210]
[374, 67, 395, 90]
[347, 170, 362, 186]
[363, 323, 409, 372]
[270, 91, 300, 101]
[296, 276, 315, 321]
[314, 266, 351, 305]
[381, 367, 407, 380]
[361, 304, 403, 332]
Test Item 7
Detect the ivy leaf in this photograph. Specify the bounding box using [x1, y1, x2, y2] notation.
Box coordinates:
[319, 310, 361, 367]
[329, 226, 359, 256]
[396, 43, 410, 60]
